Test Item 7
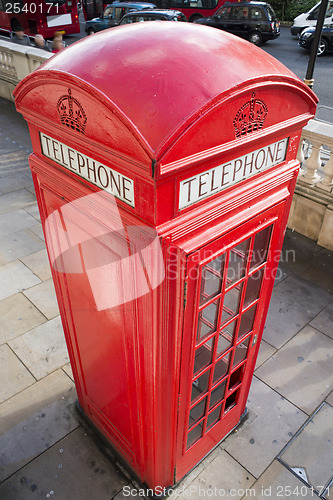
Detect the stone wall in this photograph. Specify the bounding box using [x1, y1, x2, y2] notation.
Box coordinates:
[289, 117, 333, 250]
[0, 39, 52, 101]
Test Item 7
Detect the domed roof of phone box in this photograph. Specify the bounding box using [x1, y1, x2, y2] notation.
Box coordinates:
[14, 22, 317, 163]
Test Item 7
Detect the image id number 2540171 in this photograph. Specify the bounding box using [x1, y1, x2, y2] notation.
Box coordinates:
[5, 2, 58, 14]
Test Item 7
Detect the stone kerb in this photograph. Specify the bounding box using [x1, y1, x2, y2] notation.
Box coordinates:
[0, 39, 52, 101]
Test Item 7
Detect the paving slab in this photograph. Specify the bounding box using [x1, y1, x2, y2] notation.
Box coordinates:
[255, 339, 277, 370]
[29, 223, 44, 241]
[281, 230, 322, 275]
[20, 249, 52, 282]
[263, 274, 332, 349]
[174, 450, 256, 500]
[247, 460, 318, 500]
[0, 293, 46, 345]
[292, 248, 333, 294]
[326, 392, 333, 406]
[62, 363, 74, 381]
[256, 325, 333, 415]
[24, 203, 41, 222]
[0, 260, 41, 301]
[0, 173, 33, 194]
[8, 316, 69, 380]
[0, 209, 38, 235]
[0, 227, 45, 265]
[0, 426, 128, 500]
[278, 402, 333, 496]
[0, 395, 79, 482]
[273, 264, 289, 286]
[0, 153, 31, 176]
[225, 377, 307, 479]
[0, 189, 36, 215]
[310, 302, 333, 339]
[23, 279, 59, 319]
[0, 369, 75, 435]
[0, 99, 32, 150]
[0, 344, 35, 403]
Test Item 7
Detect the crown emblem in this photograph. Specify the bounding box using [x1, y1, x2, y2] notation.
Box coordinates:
[57, 89, 87, 134]
[233, 93, 268, 138]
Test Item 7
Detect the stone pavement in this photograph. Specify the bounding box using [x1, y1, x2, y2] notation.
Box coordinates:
[0, 96, 332, 500]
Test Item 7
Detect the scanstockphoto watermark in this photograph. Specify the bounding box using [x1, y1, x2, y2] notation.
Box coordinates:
[122, 484, 324, 497]
[122, 485, 257, 497]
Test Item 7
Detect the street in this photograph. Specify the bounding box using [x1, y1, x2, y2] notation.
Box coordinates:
[64, 20, 332, 109]
[260, 26, 332, 108]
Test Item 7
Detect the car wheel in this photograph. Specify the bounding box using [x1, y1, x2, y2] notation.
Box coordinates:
[317, 38, 328, 56]
[248, 31, 262, 46]
[189, 14, 202, 22]
[87, 28, 95, 35]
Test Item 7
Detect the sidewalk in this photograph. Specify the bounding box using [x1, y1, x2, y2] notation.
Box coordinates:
[0, 97, 332, 500]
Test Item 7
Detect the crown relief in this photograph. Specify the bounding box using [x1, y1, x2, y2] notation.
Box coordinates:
[57, 89, 87, 134]
[233, 93, 268, 138]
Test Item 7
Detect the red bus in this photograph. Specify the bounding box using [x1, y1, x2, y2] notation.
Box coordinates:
[0, 0, 80, 38]
[82, 0, 239, 21]
[152, 0, 240, 21]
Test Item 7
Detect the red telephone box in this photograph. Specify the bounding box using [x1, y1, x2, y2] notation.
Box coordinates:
[14, 23, 317, 491]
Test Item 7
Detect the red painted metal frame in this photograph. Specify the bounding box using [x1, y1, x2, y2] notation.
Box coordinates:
[14, 23, 318, 491]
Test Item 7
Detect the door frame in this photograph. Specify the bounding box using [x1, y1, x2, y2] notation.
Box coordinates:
[175, 201, 287, 481]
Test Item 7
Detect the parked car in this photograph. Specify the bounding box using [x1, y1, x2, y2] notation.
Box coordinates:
[85, 1, 156, 34]
[194, 1, 280, 46]
[298, 25, 333, 56]
[291, 0, 333, 37]
[119, 9, 187, 24]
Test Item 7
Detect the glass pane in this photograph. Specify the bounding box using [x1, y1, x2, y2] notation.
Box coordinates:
[216, 320, 235, 356]
[229, 365, 245, 390]
[224, 390, 239, 413]
[250, 225, 272, 269]
[233, 337, 250, 368]
[194, 338, 214, 375]
[221, 284, 242, 325]
[187, 422, 203, 449]
[238, 305, 257, 341]
[197, 300, 219, 342]
[206, 405, 221, 430]
[227, 239, 249, 287]
[209, 380, 226, 409]
[188, 397, 206, 428]
[200, 255, 224, 305]
[191, 369, 210, 402]
[243, 268, 264, 306]
[213, 352, 230, 384]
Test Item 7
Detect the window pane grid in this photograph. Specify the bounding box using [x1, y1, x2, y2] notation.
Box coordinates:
[226, 361, 246, 394]
[198, 293, 222, 313]
[195, 330, 216, 351]
[209, 378, 227, 410]
[199, 255, 225, 306]
[248, 260, 266, 277]
[249, 225, 273, 270]
[188, 416, 205, 434]
[187, 225, 274, 450]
